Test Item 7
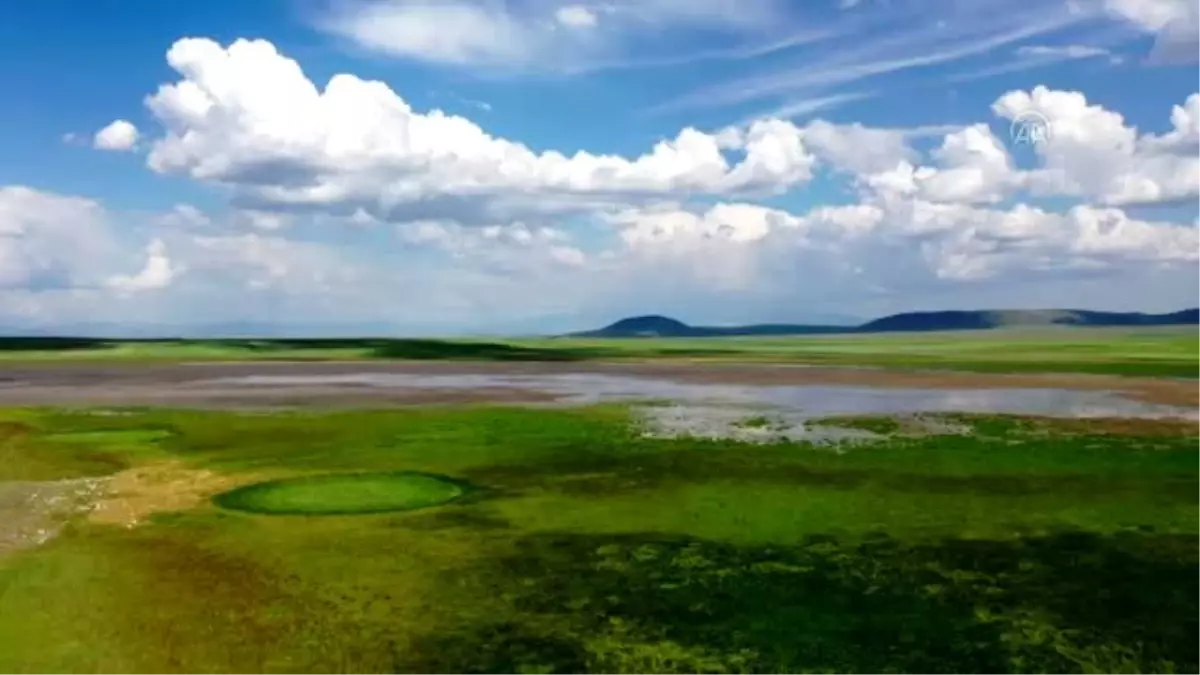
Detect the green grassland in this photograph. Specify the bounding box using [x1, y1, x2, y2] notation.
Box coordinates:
[1, 405, 1196, 673]
[1, 326, 1197, 376]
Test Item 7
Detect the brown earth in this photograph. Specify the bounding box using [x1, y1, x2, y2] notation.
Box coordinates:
[0, 462, 248, 557]
[88, 461, 254, 528]
[0, 361, 1194, 408]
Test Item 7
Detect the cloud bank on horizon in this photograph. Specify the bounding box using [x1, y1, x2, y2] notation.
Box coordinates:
[1, 0, 1197, 334]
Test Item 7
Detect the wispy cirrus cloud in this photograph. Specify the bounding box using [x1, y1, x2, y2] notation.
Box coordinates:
[315, 0, 815, 72]
[943, 39, 1127, 83]
[1015, 44, 1119, 61]
[740, 91, 877, 124]
[648, 0, 1104, 116]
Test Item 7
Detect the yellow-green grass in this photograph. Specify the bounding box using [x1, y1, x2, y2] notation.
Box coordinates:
[0, 326, 1196, 376]
[0, 406, 1196, 673]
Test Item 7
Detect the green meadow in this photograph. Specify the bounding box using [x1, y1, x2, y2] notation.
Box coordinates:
[1, 326, 1197, 376]
[0, 406, 1196, 673]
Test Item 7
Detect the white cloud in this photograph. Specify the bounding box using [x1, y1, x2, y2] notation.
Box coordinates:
[1104, 0, 1189, 30]
[128, 39, 1200, 224]
[158, 204, 212, 229]
[555, 5, 598, 28]
[319, 0, 789, 70]
[651, 1, 1092, 115]
[993, 86, 1200, 205]
[186, 233, 357, 292]
[1015, 44, 1119, 62]
[1, 181, 1195, 332]
[234, 209, 292, 231]
[397, 219, 587, 272]
[752, 92, 876, 123]
[608, 198, 1198, 288]
[322, 2, 535, 66]
[10, 29, 1199, 333]
[860, 125, 1018, 205]
[1102, 0, 1199, 63]
[93, 119, 139, 151]
[0, 186, 379, 328]
[140, 38, 816, 224]
[801, 120, 920, 175]
[106, 239, 179, 292]
[0, 186, 121, 290]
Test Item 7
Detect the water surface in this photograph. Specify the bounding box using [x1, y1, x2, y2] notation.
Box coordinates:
[216, 372, 1195, 420]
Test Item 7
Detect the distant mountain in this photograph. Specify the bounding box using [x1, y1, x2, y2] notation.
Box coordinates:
[861, 308, 1200, 332]
[588, 316, 699, 337]
[573, 308, 1200, 338]
[573, 315, 850, 338]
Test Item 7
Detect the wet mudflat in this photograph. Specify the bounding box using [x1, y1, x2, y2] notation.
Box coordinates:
[0, 361, 1194, 413]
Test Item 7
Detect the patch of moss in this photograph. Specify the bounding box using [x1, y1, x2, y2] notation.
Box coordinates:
[810, 415, 903, 435]
[213, 471, 467, 515]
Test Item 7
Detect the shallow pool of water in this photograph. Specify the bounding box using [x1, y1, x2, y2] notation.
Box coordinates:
[213, 372, 1196, 420]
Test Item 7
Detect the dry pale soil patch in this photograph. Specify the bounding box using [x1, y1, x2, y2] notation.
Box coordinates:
[87, 461, 253, 528]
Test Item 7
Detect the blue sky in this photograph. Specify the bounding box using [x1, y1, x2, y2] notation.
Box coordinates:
[1, 0, 1197, 335]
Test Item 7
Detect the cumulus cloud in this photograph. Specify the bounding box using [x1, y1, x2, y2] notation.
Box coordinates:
[797, 120, 920, 175]
[1102, 0, 1199, 63]
[0, 186, 121, 290]
[7, 33, 1199, 332]
[93, 119, 139, 151]
[993, 86, 1200, 205]
[555, 5, 598, 28]
[156, 204, 212, 230]
[131, 38, 1200, 225]
[606, 198, 1198, 289]
[140, 38, 817, 224]
[861, 124, 1018, 205]
[0, 186, 379, 328]
[1, 179, 1196, 332]
[106, 239, 179, 292]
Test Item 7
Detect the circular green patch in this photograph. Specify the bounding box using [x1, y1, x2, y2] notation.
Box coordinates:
[213, 472, 466, 515]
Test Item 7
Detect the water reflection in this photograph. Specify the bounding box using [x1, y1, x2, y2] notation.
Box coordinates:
[215, 372, 1195, 420]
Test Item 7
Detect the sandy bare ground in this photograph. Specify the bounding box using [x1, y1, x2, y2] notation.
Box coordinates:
[0, 462, 252, 555]
[0, 361, 1194, 408]
[0, 477, 104, 556]
[88, 461, 254, 528]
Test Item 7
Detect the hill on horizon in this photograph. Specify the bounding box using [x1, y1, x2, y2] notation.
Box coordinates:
[573, 308, 1200, 338]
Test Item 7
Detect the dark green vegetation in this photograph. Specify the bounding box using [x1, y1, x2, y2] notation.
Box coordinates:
[214, 472, 466, 515]
[810, 415, 904, 434]
[733, 415, 778, 430]
[1, 326, 1197, 377]
[575, 308, 1199, 337]
[0, 406, 1196, 673]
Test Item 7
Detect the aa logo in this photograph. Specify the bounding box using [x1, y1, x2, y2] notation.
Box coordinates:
[1010, 110, 1051, 146]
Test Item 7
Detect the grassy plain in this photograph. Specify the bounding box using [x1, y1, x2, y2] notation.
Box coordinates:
[0, 326, 1196, 376]
[0, 405, 1196, 673]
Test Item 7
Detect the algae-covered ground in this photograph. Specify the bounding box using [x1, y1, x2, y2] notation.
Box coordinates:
[0, 405, 1196, 673]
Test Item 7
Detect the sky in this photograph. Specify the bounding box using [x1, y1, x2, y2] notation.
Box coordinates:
[1, 0, 1198, 335]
